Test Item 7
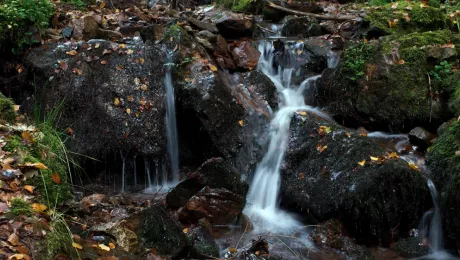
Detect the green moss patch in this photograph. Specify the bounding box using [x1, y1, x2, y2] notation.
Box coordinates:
[0, 93, 16, 122]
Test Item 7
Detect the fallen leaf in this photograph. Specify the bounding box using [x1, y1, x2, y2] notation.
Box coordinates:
[24, 185, 34, 193]
[119, 44, 126, 49]
[408, 162, 419, 171]
[59, 61, 68, 71]
[32, 203, 47, 213]
[99, 1, 106, 8]
[66, 50, 78, 56]
[316, 144, 328, 153]
[296, 111, 307, 116]
[21, 131, 34, 144]
[95, 43, 101, 49]
[101, 60, 108, 65]
[98, 244, 110, 251]
[359, 132, 368, 137]
[397, 59, 405, 64]
[126, 49, 134, 55]
[345, 132, 351, 138]
[114, 97, 121, 107]
[72, 242, 83, 250]
[126, 108, 131, 115]
[51, 173, 61, 184]
[0, 202, 9, 213]
[358, 160, 366, 166]
[388, 152, 400, 159]
[140, 84, 148, 91]
[370, 156, 379, 161]
[238, 120, 244, 126]
[298, 172, 305, 180]
[318, 126, 331, 136]
[229, 247, 237, 253]
[108, 242, 115, 249]
[127, 96, 134, 102]
[208, 64, 218, 72]
[391, 2, 399, 8]
[139, 58, 145, 64]
[255, 251, 261, 255]
[20, 162, 47, 169]
[183, 228, 189, 234]
[8, 254, 31, 260]
[8, 233, 20, 246]
[420, 2, 428, 7]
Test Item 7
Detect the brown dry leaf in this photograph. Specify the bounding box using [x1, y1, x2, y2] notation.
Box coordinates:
[127, 96, 134, 102]
[100, 60, 108, 65]
[73, 68, 83, 75]
[298, 172, 305, 180]
[238, 120, 244, 126]
[114, 97, 121, 107]
[116, 65, 124, 71]
[359, 132, 368, 137]
[20, 162, 47, 169]
[442, 43, 455, 49]
[72, 242, 83, 250]
[126, 49, 134, 55]
[66, 50, 78, 56]
[32, 203, 47, 213]
[23, 185, 34, 193]
[397, 59, 405, 64]
[108, 243, 115, 249]
[21, 131, 34, 144]
[59, 60, 68, 71]
[66, 128, 74, 136]
[229, 247, 237, 253]
[208, 64, 218, 72]
[8, 254, 31, 260]
[8, 233, 20, 246]
[0, 202, 9, 213]
[388, 19, 398, 28]
[98, 244, 110, 251]
[255, 251, 261, 255]
[357, 160, 366, 166]
[51, 173, 61, 184]
[345, 132, 351, 138]
[140, 84, 148, 91]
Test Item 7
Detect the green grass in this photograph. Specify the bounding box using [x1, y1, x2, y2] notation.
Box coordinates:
[10, 198, 34, 217]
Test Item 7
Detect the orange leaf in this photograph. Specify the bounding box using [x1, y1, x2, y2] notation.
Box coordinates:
[114, 97, 121, 106]
[298, 172, 305, 180]
[238, 120, 244, 126]
[51, 173, 61, 184]
[24, 185, 34, 193]
[32, 203, 47, 213]
[66, 50, 78, 56]
[208, 64, 218, 72]
[108, 242, 115, 249]
[408, 162, 419, 171]
[72, 242, 83, 250]
[388, 152, 400, 159]
[20, 162, 47, 169]
[101, 60, 108, 65]
[358, 160, 366, 166]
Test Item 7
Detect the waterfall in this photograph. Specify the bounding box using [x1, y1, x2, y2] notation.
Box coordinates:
[244, 41, 328, 232]
[164, 53, 180, 183]
[120, 151, 127, 192]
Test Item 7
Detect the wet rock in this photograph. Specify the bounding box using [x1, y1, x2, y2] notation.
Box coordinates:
[71, 15, 121, 41]
[208, 35, 236, 70]
[212, 10, 254, 38]
[196, 30, 215, 40]
[179, 187, 245, 224]
[139, 204, 187, 256]
[25, 40, 167, 158]
[286, 1, 322, 13]
[391, 237, 428, 258]
[281, 114, 428, 244]
[408, 127, 435, 151]
[166, 157, 249, 209]
[426, 120, 460, 243]
[425, 45, 457, 60]
[186, 226, 219, 258]
[81, 193, 106, 206]
[281, 17, 324, 38]
[188, 18, 219, 33]
[139, 24, 165, 44]
[231, 41, 261, 71]
[310, 219, 375, 260]
[91, 220, 139, 253]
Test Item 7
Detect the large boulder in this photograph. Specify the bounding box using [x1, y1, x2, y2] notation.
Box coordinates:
[211, 10, 254, 38]
[230, 41, 261, 71]
[316, 30, 458, 132]
[24, 40, 167, 157]
[281, 17, 325, 38]
[280, 113, 429, 244]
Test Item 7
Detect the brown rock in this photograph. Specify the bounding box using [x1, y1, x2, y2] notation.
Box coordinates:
[81, 193, 106, 206]
[188, 18, 219, 33]
[210, 35, 236, 70]
[231, 41, 260, 71]
[179, 187, 244, 225]
[212, 10, 253, 38]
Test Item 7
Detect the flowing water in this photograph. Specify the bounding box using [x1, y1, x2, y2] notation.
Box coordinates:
[164, 53, 180, 183]
[120, 151, 127, 192]
[244, 41, 328, 234]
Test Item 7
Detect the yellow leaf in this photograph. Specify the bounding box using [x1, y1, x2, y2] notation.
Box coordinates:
[126, 108, 131, 115]
[32, 203, 47, 213]
[24, 185, 34, 193]
[114, 97, 121, 106]
[20, 162, 47, 169]
[127, 49, 134, 55]
[370, 156, 379, 161]
[98, 244, 110, 251]
[316, 144, 328, 153]
[358, 160, 366, 166]
[397, 59, 405, 65]
[66, 50, 78, 56]
[420, 2, 428, 7]
[208, 64, 218, 72]
[360, 132, 368, 137]
[296, 111, 307, 116]
[108, 242, 115, 249]
[95, 43, 101, 49]
[255, 251, 261, 255]
[72, 242, 83, 250]
[318, 126, 331, 136]
[99, 1, 106, 8]
[140, 58, 145, 64]
[388, 152, 399, 159]
[119, 44, 126, 49]
[183, 228, 189, 234]
[408, 162, 419, 171]
[238, 120, 244, 126]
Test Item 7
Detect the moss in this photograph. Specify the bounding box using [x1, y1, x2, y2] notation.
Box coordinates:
[381, 30, 452, 54]
[10, 197, 33, 216]
[4, 135, 23, 152]
[0, 92, 16, 122]
[340, 41, 376, 81]
[215, 0, 259, 12]
[443, 72, 460, 115]
[365, 1, 446, 34]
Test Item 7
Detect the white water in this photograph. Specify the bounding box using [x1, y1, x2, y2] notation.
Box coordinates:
[121, 151, 127, 192]
[165, 54, 180, 183]
[244, 41, 328, 233]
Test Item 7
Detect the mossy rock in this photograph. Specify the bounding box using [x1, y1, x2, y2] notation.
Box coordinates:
[281, 17, 324, 37]
[0, 92, 16, 122]
[317, 31, 457, 131]
[215, 0, 263, 13]
[365, 1, 446, 35]
[426, 120, 460, 242]
[445, 72, 460, 115]
[139, 204, 187, 256]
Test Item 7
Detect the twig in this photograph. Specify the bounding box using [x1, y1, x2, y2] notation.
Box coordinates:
[256, 24, 276, 34]
[273, 236, 301, 260]
[235, 215, 250, 249]
[265, 0, 357, 21]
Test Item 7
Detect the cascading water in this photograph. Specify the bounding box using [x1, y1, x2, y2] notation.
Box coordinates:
[120, 151, 127, 192]
[164, 53, 180, 184]
[244, 41, 329, 232]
